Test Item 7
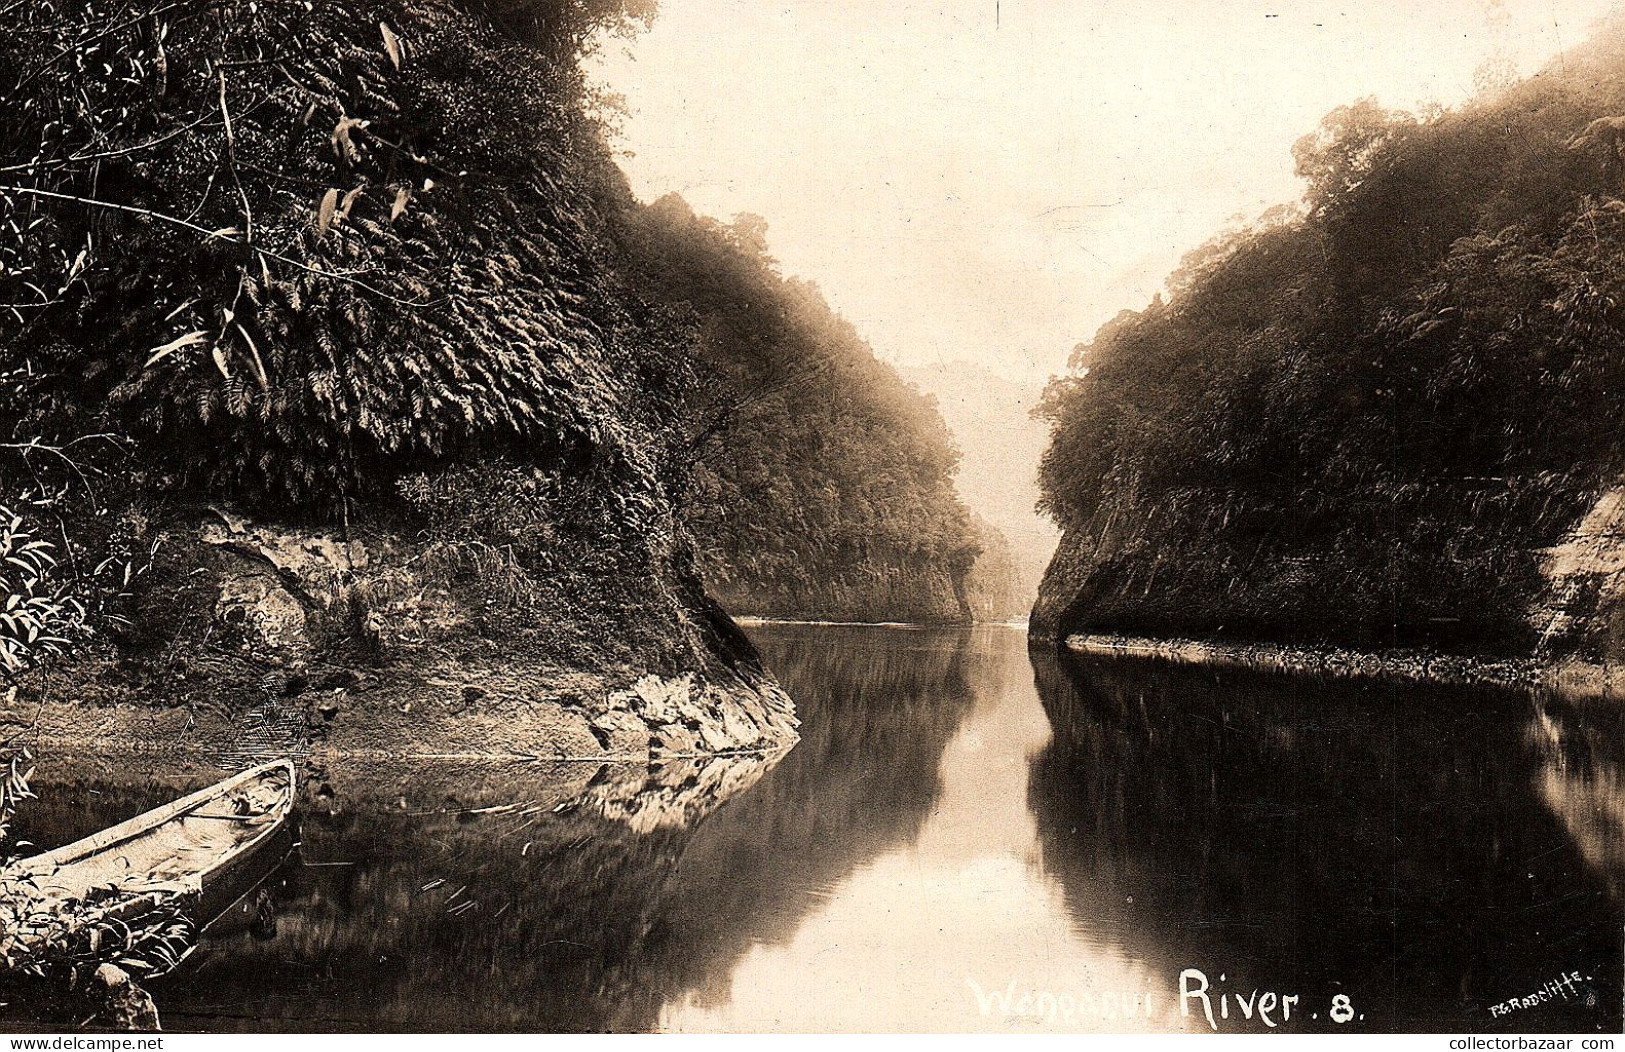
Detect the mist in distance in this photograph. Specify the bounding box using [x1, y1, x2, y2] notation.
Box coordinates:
[592, 0, 1619, 557]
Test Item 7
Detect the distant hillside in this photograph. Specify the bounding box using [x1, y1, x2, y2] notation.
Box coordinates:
[613, 196, 980, 624]
[962, 513, 1035, 623]
[904, 361, 1057, 619]
[1034, 16, 1625, 673]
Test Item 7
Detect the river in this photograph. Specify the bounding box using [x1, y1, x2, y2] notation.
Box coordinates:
[8, 623, 1623, 1032]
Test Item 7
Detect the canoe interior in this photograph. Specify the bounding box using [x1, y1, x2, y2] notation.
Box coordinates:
[10, 761, 295, 907]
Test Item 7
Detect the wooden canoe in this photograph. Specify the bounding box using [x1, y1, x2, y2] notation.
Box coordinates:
[5, 759, 297, 927]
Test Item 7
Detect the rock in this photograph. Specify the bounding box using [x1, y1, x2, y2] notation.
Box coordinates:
[215, 573, 308, 651]
[652, 723, 702, 755]
[720, 702, 758, 748]
[89, 963, 161, 1032]
[200, 513, 367, 599]
[629, 674, 691, 724]
[696, 717, 734, 753]
[589, 708, 647, 755]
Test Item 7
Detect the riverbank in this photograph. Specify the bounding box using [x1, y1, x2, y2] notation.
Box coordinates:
[1060, 633, 1623, 700]
[6, 643, 799, 766]
[735, 617, 1028, 629]
[0, 508, 799, 764]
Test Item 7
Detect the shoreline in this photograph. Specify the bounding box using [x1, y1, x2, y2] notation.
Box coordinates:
[1062, 633, 1622, 700]
[3, 659, 801, 765]
[736, 617, 1029, 629]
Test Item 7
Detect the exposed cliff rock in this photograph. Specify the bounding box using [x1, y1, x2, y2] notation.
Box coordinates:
[1029, 476, 1592, 663]
[8, 507, 797, 761]
[1534, 485, 1625, 660]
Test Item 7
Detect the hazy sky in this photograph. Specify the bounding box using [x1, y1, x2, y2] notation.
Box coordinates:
[592, 0, 1620, 388]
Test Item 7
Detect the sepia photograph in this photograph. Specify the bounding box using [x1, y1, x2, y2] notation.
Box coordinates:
[0, 0, 1621, 1038]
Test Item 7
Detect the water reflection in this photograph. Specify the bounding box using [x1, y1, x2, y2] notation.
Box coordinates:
[7, 624, 978, 1032]
[5, 627, 1621, 1033]
[660, 625, 1178, 1033]
[1528, 693, 1625, 903]
[1029, 650, 1624, 1032]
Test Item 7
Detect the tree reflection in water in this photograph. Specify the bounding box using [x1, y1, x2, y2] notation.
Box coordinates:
[8, 625, 977, 1032]
[8, 631, 1620, 1033]
[1027, 648, 1624, 1033]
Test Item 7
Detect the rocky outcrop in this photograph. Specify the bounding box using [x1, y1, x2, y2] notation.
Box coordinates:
[1032, 475, 1625, 697]
[1532, 485, 1625, 661]
[86, 965, 161, 1032]
[7, 507, 798, 762]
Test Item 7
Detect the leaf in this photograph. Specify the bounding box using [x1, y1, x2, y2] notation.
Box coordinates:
[380, 22, 403, 69]
[212, 345, 232, 380]
[143, 331, 208, 368]
[235, 322, 269, 390]
[339, 186, 363, 221]
[331, 117, 369, 163]
[316, 188, 339, 238]
[391, 187, 410, 222]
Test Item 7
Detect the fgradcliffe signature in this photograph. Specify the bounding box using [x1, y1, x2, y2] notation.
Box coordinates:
[1488, 971, 1597, 1019]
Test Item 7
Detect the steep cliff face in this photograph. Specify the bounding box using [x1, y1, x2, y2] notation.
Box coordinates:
[1029, 474, 1572, 653]
[613, 196, 980, 626]
[1530, 483, 1625, 672]
[1033, 19, 1625, 674]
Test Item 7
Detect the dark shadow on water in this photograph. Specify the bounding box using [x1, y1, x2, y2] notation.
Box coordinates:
[4, 624, 978, 1032]
[10, 630, 1617, 1033]
[1027, 648, 1625, 1033]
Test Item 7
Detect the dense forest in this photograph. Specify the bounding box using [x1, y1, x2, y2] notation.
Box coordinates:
[0, 0, 982, 1003]
[614, 195, 981, 624]
[0, 0, 817, 776]
[0, 0, 984, 750]
[1034, 17, 1625, 664]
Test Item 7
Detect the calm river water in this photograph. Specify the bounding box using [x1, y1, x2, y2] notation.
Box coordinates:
[9, 623, 1624, 1032]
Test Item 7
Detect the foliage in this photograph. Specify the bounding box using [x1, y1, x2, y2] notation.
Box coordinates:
[0, 739, 34, 856]
[614, 195, 980, 620]
[0, 397, 152, 677]
[1037, 19, 1625, 651]
[0, 505, 83, 675]
[0, 739, 194, 989]
[0, 880, 197, 983]
[0, 0, 681, 514]
[0, 493, 145, 677]
[0, 0, 977, 631]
